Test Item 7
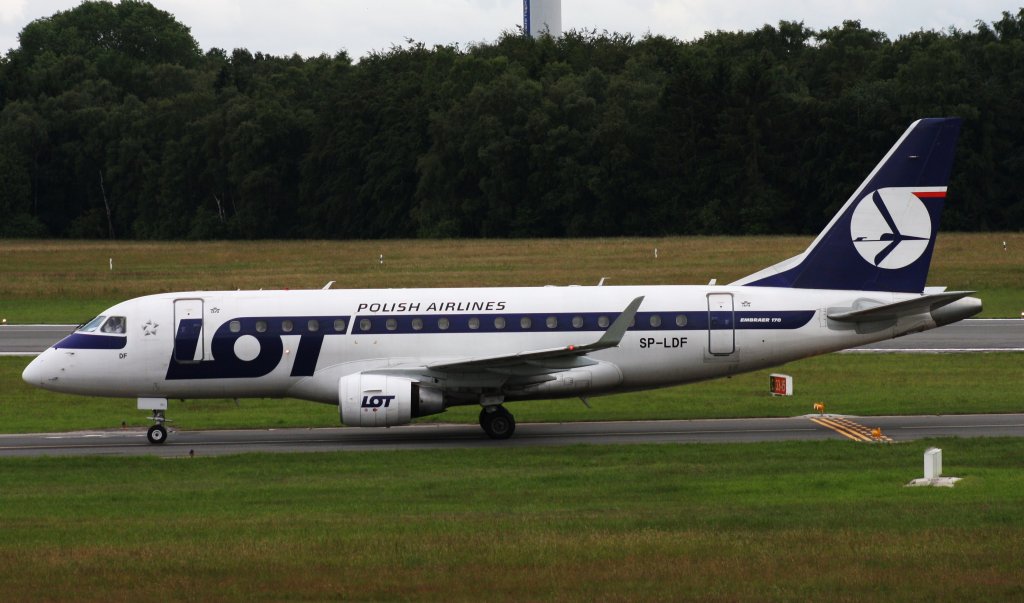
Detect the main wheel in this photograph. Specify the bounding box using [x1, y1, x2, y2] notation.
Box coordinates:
[479, 406, 516, 440]
[147, 424, 168, 445]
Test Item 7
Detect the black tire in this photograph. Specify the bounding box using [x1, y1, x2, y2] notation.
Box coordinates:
[480, 406, 516, 440]
[147, 424, 168, 445]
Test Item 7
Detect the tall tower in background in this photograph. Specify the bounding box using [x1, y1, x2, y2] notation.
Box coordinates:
[524, 0, 562, 38]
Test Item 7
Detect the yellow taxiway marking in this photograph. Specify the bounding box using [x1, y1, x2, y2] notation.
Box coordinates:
[810, 417, 893, 443]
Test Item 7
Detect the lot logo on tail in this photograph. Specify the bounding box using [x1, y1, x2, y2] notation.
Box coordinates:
[850, 188, 932, 269]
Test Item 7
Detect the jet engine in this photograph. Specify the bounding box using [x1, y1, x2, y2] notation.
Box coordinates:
[338, 373, 446, 427]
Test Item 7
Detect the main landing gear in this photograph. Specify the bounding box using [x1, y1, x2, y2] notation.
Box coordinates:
[479, 405, 516, 439]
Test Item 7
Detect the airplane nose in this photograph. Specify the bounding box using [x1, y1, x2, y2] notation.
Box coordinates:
[22, 354, 47, 386]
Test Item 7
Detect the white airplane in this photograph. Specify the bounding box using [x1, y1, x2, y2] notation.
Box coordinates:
[23, 117, 981, 444]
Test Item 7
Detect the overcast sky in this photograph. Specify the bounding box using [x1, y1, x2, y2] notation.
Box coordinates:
[0, 1, 1019, 59]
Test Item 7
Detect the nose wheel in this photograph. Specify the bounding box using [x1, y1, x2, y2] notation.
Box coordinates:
[146, 409, 170, 445]
[147, 423, 168, 444]
[479, 405, 516, 439]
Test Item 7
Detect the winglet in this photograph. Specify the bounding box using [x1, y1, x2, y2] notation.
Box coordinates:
[579, 295, 644, 353]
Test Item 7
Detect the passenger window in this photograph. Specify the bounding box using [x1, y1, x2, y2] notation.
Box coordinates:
[597, 316, 609, 329]
[412, 318, 424, 331]
[468, 317, 480, 330]
[520, 317, 532, 329]
[101, 316, 126, 334]
[386, 318, 397, 331]
[438, 318, 450, 331]
[546, 316, 558, 329]
[334, 319, 347, 332]
[359, 319, 371, 332]
[255, 320, 268, 333]
[229, 320, 241, 333]
[494, 317, 506, 329]
[282, 320, 294, 333]
[650, 315, 662, 328]
[675, 314, 688, 327]
[572, 315, 584, 329]
[80, 316, 106, 333]
[308, 319, 320, 332]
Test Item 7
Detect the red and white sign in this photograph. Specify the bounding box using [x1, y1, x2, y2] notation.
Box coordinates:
[769, 373, 793, 396]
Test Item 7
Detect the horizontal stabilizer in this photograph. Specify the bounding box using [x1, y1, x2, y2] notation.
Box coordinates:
[429, 296, 644, 372]
[827, 291, 976, 323]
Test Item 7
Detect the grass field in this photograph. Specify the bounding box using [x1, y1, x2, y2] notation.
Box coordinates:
[2, 352, 1021, 433]
[1, 439, 1021, 601]
[1, 232, 1021, 323]
[2, 236, 1021, 601]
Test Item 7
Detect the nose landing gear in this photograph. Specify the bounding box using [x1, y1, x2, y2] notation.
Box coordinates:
[146, 410, 169, 444]
[139, 398, 170, 445]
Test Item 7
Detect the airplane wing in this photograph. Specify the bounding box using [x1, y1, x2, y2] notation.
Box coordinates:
[427, 296, 644, 372]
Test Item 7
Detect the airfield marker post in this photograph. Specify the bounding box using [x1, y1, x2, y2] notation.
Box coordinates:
[924, 447, 942, 480]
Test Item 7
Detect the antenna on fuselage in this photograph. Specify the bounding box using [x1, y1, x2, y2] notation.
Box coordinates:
[322, 281, 335, 290]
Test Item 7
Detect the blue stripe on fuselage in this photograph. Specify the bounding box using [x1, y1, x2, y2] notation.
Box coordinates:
[350, 311, 815, 335]
[54, 333, 127, 350]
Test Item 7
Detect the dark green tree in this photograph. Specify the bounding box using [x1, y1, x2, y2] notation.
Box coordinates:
[2, 2, 1023, 239]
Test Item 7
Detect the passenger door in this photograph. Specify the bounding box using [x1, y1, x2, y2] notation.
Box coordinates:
[173, 298, 205, 362]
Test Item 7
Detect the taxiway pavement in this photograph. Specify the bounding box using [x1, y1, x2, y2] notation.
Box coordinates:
[2, 413, 1022, 458]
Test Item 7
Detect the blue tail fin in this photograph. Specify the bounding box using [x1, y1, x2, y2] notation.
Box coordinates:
[733, 118, 962, 293]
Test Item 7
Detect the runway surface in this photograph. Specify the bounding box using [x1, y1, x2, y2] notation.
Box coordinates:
[0, 325, 75, 355]
[1, 319, 1021, 355]
[847, 319, 1023, 352]
[2, 413, 1023, 458]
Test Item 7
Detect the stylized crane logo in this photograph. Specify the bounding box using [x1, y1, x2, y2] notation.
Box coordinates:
[850, 188, 933, 269]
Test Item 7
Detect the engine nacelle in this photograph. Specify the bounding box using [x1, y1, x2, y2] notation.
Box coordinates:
[338, 373, 445, 427]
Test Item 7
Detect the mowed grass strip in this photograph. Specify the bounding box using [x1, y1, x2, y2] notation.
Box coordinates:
[2, 353, 1021, 433]
[1, 232, 1020, 322]
[0, 439, 1021, 601]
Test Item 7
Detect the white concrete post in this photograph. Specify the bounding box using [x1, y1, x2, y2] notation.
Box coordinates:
[924, 448, 942, 480]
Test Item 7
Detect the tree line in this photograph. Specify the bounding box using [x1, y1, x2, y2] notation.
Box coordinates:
[1, 1, 1022, 240]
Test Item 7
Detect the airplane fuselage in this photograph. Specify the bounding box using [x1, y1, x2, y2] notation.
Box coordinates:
[25, 284, 978, 405]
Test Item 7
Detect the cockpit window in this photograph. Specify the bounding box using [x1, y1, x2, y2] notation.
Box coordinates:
[79, 316, 106, 333]
[100, 316, 127, 334]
